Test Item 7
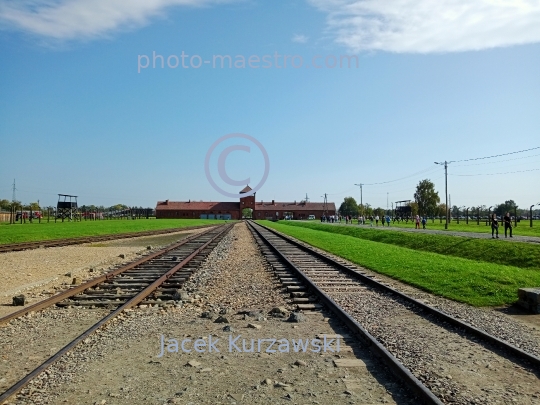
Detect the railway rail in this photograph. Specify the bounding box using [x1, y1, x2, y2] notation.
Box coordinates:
[247, 220, 540, 405]
[0, 223, 233, 404]
[0, 224, 219, 254]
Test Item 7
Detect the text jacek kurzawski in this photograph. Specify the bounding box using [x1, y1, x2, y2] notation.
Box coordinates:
[157, 334, 341, 357]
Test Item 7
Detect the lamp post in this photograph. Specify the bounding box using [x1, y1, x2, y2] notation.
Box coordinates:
[354, 183, 363, 217]
[434, 161, 452, 229]
[530, 203, 539, 228]
[466, 207, 470, 224]
[488, 206, 493, 226]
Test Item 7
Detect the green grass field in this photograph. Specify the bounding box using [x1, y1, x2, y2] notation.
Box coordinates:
[276, 221, 540, 269]
[0, 219, 227, 244]
[259, 220, 540, 307]
[365, 218, 540, 237]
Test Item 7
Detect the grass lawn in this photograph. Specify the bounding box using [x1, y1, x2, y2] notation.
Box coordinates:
[0, 219, 227, 244]
[259, 221, 540, 307]
[274, 221, 540, 270]
[371, 218, 540, 237]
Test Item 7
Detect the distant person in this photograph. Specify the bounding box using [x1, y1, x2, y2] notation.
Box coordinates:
[421, 216, 427, 229]
[386, 215, 390, 226]
[415, 215, 420, 229]
[491, 213, 499, 239]
[503, 212, 513, 238]
[375, 215, 379, 226]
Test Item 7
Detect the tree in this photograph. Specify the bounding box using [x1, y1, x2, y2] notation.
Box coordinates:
[359, 203, 373, 217]
[339, 197, 359, 217]
[409, 202, 419, 217]
[29, 202, 40, 211]
[0, 199, 12, 210]
[414, 179, 440, 216]
[436, 203, 447, 223]
[242, 208, 253, 218]
[494, 200, 518, 217]
[374, 207, 385, 217]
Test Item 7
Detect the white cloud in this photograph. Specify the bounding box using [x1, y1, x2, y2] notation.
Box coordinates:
[0, 0, 235, 41]
[292, 33, 309, 43]
[308, 0, 540, 53]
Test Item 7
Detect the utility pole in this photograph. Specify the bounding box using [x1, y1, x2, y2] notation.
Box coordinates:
[321, 194, 328, 217]
[354, 183, 363, 216]
[434, 161, 452, 230]
[305, 193, 310, 203]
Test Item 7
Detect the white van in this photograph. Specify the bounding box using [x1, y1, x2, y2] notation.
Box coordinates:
[308, 215, 316, 220]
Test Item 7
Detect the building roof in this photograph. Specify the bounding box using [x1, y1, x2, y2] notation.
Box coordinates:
[254, 201, 336, 211]
[239, 185, 252, 193]
[156, 201, 240, 211]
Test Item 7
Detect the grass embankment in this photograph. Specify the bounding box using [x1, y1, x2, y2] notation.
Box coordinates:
[260, 221, 540, 307]
[373, 219, 540, 237]
[277, 221, 540, 270]
[0, 219, 226, 244]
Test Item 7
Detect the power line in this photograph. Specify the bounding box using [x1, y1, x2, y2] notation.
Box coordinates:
[450, 168, 540, 177]
[363, 166, 439, 186]
[453, 146, 540, 163]
[453, 153, 540, 167]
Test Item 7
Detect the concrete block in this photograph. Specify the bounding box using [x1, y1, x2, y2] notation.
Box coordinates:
[517, 288, 540, 313]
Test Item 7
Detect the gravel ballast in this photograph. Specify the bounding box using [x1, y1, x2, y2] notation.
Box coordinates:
[0, 230, 204, 318]
[5, 223, 416, 405]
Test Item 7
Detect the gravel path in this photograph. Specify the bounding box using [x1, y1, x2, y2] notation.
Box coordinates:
[5, 222, 416, 405]
[306, 221, 540, 244]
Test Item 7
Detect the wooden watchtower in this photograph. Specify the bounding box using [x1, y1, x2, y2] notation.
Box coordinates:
[56, 194, 79, 222]
[394, 200, 412, 221]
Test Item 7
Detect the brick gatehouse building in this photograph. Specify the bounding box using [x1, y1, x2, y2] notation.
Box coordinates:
[156, 186, 336, 220]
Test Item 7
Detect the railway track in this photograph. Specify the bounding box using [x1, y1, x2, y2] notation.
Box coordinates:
[0, 223, 233, 404]
[247, 221, 540, 405]
[0, 224, 219, 254]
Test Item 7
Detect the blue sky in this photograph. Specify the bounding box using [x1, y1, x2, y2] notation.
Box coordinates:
[1, 0, 539, 210]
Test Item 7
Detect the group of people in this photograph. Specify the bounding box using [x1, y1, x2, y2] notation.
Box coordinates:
[321, 212, 516, 239]
[321, 215, 339, 223]
[414, 215, 428, 229]
[490, 212, 514, 239]
[356, 215, 392, 226]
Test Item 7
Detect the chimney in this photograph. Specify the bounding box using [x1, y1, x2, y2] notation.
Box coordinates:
[272, 200, 275, 205]
[165, 200, 169, 205]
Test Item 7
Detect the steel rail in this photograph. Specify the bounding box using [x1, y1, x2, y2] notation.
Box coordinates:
[250, 221, 540, 369]
[247, 221, 443, 405]
[0, 223, 233, 405]
[0, 224, 221, 253]
[0, 226, 219, 325]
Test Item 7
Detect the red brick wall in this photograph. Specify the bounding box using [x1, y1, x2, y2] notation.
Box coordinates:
[156, 210, 241, 219]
